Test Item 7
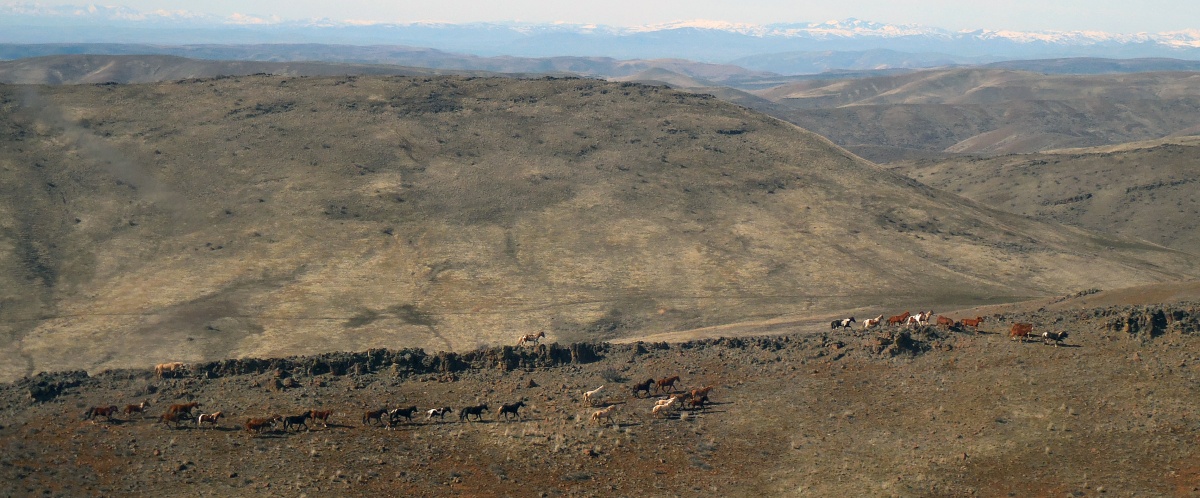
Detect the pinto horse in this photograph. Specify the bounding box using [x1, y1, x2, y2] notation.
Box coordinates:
[84, 405, 120, 422]
[654, 376, 681, 394]
[861, 315, 884, 330]
[459, 403, 489, 422]
[426, 407, 452, 421]
[197, 411, 223, 429]
[496, 401, 527, 421]
[830, 317, 856, 330]
[887, 312, 911, 327]
[632, 379, 655, 398]
[517, 331, 546, 346]
[388, 406, 419, 426]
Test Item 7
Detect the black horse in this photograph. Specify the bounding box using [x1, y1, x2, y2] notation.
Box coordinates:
[281, 411, 311, 431]
[497, 401, 527, 421]
[388, 406, 419, 426]
[459, 403, 489, 422]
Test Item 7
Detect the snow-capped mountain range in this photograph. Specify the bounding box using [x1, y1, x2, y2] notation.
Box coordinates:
[2, 3, 1199, 68]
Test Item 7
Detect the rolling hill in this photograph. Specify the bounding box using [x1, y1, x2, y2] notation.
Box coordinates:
[889, 136, 1200, 252]
[753, 68, 1200, 161]
[1, 74, 1197, 382]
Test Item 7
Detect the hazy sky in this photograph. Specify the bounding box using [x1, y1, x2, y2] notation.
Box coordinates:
[95, 0, 1199, 33]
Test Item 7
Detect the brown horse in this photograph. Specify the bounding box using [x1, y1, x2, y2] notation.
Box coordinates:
[123, 401, 151, 418]
[363, 408, 389, 427]
[84, 405, 119, 422]
[166, 402, 200, 418]
[160, 410, 189, 428]
[655, 376, 681, 394]
[960, 316, 985, 330]
[1009, 323, 1034, 342]
[245, 416, 278, 434]
[496, 401, 526, 421]
[887, 311, 911, 327]
[309, 409, 333, 428]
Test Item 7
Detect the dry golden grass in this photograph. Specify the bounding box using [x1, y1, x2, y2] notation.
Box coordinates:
[1, 75, 1197, 381]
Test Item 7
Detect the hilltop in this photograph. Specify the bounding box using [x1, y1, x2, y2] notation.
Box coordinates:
[1, 75, 1197, 382]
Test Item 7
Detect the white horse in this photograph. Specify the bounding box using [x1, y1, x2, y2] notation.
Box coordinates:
[652, 397, 678, 417]
[591, 405, 617, 425]
[584, 385, 605, 405]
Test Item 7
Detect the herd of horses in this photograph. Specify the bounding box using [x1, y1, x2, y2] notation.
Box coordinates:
[831, 311, 1068, 346]
[83, 371, 711, 436]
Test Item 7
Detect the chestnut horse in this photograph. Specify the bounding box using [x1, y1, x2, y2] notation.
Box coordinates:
[960, 316, 985, 330]
[654, 376, 681, 394]
[887, 312, 911, 327]
[1009, 323, 1034, 342]
[123, 401, 151, 418]
[309, 409, 334, 428]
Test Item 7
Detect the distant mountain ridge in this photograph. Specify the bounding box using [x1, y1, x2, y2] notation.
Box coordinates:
[2, 4, 1199, 65]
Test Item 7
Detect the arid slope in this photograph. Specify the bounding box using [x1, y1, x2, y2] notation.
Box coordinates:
[889, 137, 1200, 251]
[752, 68, 1200, 161]
[1, 75, 1196, 381]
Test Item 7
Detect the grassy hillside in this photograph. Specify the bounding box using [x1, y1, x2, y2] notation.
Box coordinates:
[890, 137, 1200, 252]
[752, 68, 1200, 161]
[1, 75, 1196, 381]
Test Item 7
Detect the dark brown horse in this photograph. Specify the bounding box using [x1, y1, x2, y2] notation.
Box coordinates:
[363, 408, 389, 427]
[496, 401, 527, 421]
[632, 378, 655, 398]
[459, 403, 489, 422]
[84, 405, 119, 422]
